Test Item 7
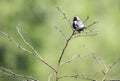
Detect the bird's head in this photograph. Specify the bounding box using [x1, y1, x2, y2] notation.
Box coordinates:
[73, 16, 80, 21]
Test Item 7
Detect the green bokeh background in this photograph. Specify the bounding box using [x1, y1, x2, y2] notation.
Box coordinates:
[0, 0, 120, 81]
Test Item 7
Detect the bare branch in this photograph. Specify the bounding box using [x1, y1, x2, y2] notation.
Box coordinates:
[83, 45, 107, 73]
[0, 31, 33, 54]
[72, 33, 97, 39]
[0, 29, 57, 73]
[59, 73, 97, 81]
[86, 21, 98, 28]
[55, 26, 67, 40]
[83, 16, 89, 24]
[60, 54, 80, 66]
[92, 54, 107, 73]
[48, 74, 52, 81]
[57, 6, 73, 30]
[16, 27, 57, 72]
[58, 31, 75, 65]
[0, 67, 38, 81]
[102, 58, 120, 81]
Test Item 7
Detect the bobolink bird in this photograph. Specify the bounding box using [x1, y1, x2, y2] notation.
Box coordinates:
[72, 16, 86, 33]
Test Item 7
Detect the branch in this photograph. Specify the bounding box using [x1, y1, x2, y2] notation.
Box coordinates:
[72, 33, 97, 39]
[102, 58, 120, 81]
[58, 73, 97, 81]
[57, 6, 72, 29]
[0, 29, 57, 73]
[86, 21, 98, 28]
[60, 54, 80, 66]
[92, 54, 107, 73]
[48, 74, 52, 81]
[58, 31, 75, 65]
[83, 16, 89, 24]
[0, 31, 33, 54]
[83, 45, 107, 74]
[0, 67, 38, 81]
[55, 26, 67, 40]
[16, 27, 57, 72]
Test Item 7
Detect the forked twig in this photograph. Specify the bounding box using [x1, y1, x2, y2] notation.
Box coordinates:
[0, 29, 57, 73]
[16, 27, 57, 72]
[102, 58, 120, 81]
[58, 31, 75, 65]
[92, 54, 107, 73]
[55, 26, 67, 40]
[83, 45, 107, 72]
[0, 67, 38, 81]
[60, 54, 80, 66]
[57, 6, 72, 29]
[0, 31, 33, 54]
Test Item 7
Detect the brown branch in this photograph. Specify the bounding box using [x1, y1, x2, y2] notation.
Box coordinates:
[58, 31, 75, 65]
[55, 6, 76, 81]
[0, 67, 38, 81]
[55, 31, 75, 81]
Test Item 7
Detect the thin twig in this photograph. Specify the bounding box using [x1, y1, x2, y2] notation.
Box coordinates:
[58, 74, 97, 81]
[72, 33, 97, 39]
[86, 21, 98, 28]
[83, 45, 107, 73]
[16, 27, 57, 72]
[60, 54, 80, 66]
[56, 31, 75, 81]
[92, 54, 107, 73]
[55, 26, 67, 40]
[58, 31, 75, 65]
[83, 16, 89, 24]
[48, 74, 52, 81]
[57, 6, 72, 29]
[0, 67, 38, 81]
[0, 30, 57, 73]
[0, 31, 33, 54]
[102, 58, 120, 81]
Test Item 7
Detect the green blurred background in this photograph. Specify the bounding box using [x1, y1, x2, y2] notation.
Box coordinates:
[0, 0, 120, 81]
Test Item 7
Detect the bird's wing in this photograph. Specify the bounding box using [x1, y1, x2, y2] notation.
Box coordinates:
[77, 20, 84, 29]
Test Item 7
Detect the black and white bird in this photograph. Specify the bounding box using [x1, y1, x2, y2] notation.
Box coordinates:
[72, 16, 86, 33]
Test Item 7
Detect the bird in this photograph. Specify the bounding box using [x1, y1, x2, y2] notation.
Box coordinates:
[72, 16, 86, 33]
